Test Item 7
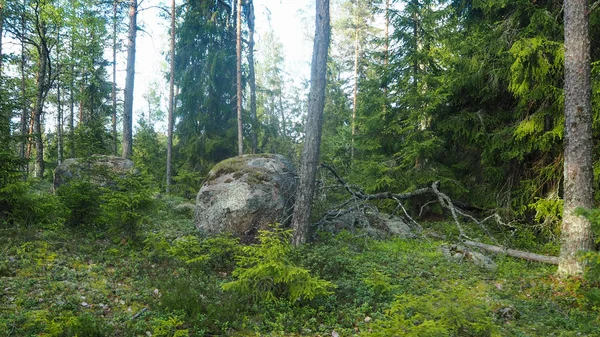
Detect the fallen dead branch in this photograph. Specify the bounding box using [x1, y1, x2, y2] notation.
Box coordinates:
[315, 162, 560, 265]
[462, 240, 559, 265]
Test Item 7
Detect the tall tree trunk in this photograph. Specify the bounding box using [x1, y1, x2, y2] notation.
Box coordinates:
[558, 0, 594, 276]
[236, 0, 243, 156]
[0, 2, 3, 75]
[122, 0, 137, 159]
[382, 0, 389, 113]
[33, 43, 49, 178]
[56, 33, 63, 165]
[291, 0, 331, 246]
[166, 0, 175, 193]
[279, 93, 286, 138]
[112, 1, 118, 155]
[351, 21, 359, 162]
[19, 30, 28, 161]
[69, 38, 75, 158]
[247, 0, 258, 153]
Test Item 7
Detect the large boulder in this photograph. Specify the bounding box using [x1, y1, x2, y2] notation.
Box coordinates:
[195, 154, 297, 242]
[53, 155, 136, 190]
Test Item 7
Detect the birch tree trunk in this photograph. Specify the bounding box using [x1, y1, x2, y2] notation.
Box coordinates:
[166, 0, 175, 193]
[122, 0, 137, 159]
[558, 0, 594, 276]
[236, 0, 243, 156]
[291, 0, 331, 246]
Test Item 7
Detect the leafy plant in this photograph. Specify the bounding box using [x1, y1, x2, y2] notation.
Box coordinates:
[223, 224, 335, 302]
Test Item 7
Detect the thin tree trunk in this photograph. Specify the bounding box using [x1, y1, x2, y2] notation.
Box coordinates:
[56, 33, 63, 165]
[166, 0, 175, 193]
[69, 38, 75, 158]
[279, 93, 286, 138]
[112, 1, 118, 156]
[558, 0, 594, 276]
[236, 0, 243, 156]
[33, 42, 49, 178]
[291, 0, 331, 246]
[122, 0, 137, 159]
[382, 0, 389, 114]
[247, 0, 258, 153]
[351, 23, 359, 162]
[0, 2, 3, 75]
[20, 29, 28, 160]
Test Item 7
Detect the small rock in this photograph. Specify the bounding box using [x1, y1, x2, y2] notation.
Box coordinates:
[81, 302, 90, 308]
[364, 316, 372, 323]
[332, 330, 340, 337]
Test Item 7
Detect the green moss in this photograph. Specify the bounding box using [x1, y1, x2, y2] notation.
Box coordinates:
[205, 154, 281, 185]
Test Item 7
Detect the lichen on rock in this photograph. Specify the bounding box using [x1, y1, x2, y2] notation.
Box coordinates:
[195, 154, 297, 242]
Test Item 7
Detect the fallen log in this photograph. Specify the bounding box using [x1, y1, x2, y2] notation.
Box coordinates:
[462, 239, 559, 265]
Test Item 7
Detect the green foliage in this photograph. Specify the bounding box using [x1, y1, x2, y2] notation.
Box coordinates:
[100, 175, 154, 240]
[133, 119, 167, 190]
[59, 312, 113, 337]
[150, 314, 189, 337]
[364, 285, 500, 337]
[223, 224, 335, 302]
[56, 180, 103, 227]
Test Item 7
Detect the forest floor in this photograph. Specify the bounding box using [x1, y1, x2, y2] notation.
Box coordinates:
[1, 196, 599, 336]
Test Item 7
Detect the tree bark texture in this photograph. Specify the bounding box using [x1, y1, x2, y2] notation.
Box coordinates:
[291, 0, 331, 246]
[0, 2, 3, 74]
[558, 0, 594, 276]
[56, 32, 63, 165]
[236, 0, 243, 156]
[351, 20, 358, 162]
[69, 38, 75, 158]
[166, 0, 175, 193]
[19, 30, 28, 160]
[122, 0, 137, 159]
[112, 1, 118, 156]
[463, 240, 559, 265]
[33, 42, 48, 178]
[247, 0, 258, 153]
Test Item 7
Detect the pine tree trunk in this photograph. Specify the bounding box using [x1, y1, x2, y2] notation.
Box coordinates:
[33, 44, 48, 178]
[69, 38, 75, 158]
[247, 0, 258, 153]
[122, 0, 137, 159]
[351, 23, 358, 162]
[291, 0, 331, 246]
[56, 33, 63, 165]
[112, 1, 118, 156]
[19, 32, 28, 160]
[558, 0, 594, 276]
[0, 2, 3, 74]
[279, 93, 286, 138]
[236, 0, 243, 156]
[382, 0, 389, 113]
[166, 0, 175, 193]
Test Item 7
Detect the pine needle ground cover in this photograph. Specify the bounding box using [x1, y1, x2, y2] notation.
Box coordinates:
[1, 200, 599, 336]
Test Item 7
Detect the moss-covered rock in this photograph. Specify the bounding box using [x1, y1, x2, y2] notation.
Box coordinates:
[195, 154, 297, 243]
[53, 155, 136, 190]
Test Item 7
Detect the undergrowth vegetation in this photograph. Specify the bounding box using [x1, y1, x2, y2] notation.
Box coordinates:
[1, 182, 600, 336]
